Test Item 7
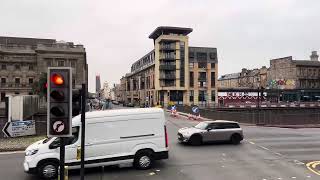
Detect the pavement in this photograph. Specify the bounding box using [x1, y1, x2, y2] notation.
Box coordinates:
[0, 108, 320, 179]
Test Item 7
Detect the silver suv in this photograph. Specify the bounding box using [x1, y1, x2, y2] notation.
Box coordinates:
[178, 120, 243, 145]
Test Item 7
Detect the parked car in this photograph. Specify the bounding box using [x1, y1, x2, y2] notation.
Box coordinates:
[127, 103, 134, 107]
[177, 120, 243, 145]
[23, 108, 169, 179]
[112, 101, 119, 105]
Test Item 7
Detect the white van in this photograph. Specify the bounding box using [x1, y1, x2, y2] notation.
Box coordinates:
[23, 108, 168, 179]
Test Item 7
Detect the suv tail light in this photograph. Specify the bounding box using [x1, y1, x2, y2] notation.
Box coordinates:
[164, 125, 168, 148]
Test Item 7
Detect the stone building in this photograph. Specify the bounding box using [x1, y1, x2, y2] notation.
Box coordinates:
[218, 73, 240, 88]
[267, 51, 320, 101]
[218, 66, 268, 89]
[122, 26, 218, 107]
[0, 36, 88, 102]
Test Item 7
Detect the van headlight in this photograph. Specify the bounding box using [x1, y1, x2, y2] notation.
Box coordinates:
[26, 149, 38, 156]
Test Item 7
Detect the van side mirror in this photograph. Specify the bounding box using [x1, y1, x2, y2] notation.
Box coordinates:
[207, 128, 212, 131]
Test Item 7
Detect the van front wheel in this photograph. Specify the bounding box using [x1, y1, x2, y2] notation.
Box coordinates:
[38, 161, 58, 179]
[134, 151, 154, 170]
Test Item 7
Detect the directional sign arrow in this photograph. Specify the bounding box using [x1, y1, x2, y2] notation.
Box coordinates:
[2, 122, 11, 137]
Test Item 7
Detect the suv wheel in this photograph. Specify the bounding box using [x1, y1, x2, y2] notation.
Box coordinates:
[134, 151, 154, 170]
[189, 135, 202, 146]
[38, 161, 58, 179]
[230, 134, 241, 145]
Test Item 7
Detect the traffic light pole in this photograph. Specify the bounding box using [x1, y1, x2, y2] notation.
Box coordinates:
[59, 137, 65, 180]
[80, 84, 86, 180]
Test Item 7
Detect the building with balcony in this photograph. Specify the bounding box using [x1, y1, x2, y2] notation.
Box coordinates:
[122, 26, 218, 107]
[0, 36, 88, 102]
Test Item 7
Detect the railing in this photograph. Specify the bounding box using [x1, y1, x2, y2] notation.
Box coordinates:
[160, 54, 176, 60]
[159, 64, 176, 70]
[160, 44, 176, 50]
[159, 74, 176, 79]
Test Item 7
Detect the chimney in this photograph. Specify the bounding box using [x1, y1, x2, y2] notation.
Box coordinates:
[310, 51, 319, 61]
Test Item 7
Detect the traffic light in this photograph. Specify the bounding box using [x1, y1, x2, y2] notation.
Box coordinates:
[47, 67, 72, 137]
[72, 89, 81, 117]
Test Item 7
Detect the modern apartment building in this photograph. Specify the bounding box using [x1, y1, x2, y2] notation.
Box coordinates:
[122, 26, 218, 107]
[0, 36, 88, 102]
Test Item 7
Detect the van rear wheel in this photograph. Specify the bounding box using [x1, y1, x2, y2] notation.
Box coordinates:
[134, 151, 154, 170]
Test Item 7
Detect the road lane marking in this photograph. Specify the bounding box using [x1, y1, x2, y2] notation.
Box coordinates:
[249, 141, 255, 145]
[312, 162, 320, 169]
[306, 161, 320, 176]
[0, 151, 24, 155]
[259, 146, 270, 151]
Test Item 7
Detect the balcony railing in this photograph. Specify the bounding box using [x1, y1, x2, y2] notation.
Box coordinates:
[159, 74, 176, 80]
[160, 44, 176, 50]
[160, 82, 175, 87]
[159, 64, 176, 70]
[198, 77, 207, 81]
[160, 55, 176, 60]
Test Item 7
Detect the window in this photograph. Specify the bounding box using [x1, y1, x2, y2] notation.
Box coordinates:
[66, 127, 80, 145]
[29, 65, 34, 71]
[190, 90, 194, 102]
[1, 64, 6, 70]
[29, 78, 33, 84]
[198, 90, 206, 101]
[0, 92, 5, 102]
[28, 92, 33, 95]
[196, 52, 207, 61]
[47, 60, 52, 67]
[211, 63, 215, 69]
[209, 52, 216, 60]
[198, 62, 207, 68]
[211, 90, 215, 102]
[15, 64, 20, 70]
[15, 78, 20, 84]
[71, 61, 76, 68]
[189, 52, 195, 59]
[14, 92, 20, 95]
[222, 123, 240, 129]
[211, 72, 215, 87]
[1, 78, 6, 84]
[58, 60, 65, 66]
[189, 72, 194, 87]
[72, 78, 76, 88]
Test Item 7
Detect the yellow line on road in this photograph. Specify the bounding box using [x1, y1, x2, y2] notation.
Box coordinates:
[306, 161, 320, 176]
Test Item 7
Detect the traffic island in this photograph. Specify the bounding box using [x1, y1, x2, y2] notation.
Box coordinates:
[0, 135, 45, 152]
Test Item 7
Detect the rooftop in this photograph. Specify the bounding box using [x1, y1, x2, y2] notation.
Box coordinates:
[148, 26, 193, 40]
[293, 60, 320, 67]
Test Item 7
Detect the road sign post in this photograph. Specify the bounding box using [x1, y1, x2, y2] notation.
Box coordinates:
[47, 67, 72, 180]
[80, 84, 86, 180]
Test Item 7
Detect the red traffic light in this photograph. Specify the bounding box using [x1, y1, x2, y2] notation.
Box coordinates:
[51, 73, 64, 85]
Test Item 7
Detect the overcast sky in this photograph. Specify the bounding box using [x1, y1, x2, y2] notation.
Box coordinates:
[1, 0, 320, 92]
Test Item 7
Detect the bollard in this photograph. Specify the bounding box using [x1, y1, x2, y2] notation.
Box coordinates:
[58, 166, 69, 180]
[64, 166, 68, 180]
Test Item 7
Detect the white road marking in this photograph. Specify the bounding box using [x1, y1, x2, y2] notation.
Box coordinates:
[249, 141, 255, 145]
[0, 151, 24, 155]
[291, 177, 296, 179]
[259, 146, 270, 151]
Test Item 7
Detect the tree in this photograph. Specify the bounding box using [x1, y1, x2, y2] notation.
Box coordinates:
[32, 72, 47, 98]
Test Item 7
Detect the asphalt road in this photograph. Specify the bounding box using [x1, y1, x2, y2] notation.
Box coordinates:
[0, 109, 320, 179]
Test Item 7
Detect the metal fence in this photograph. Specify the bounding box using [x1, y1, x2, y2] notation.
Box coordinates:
[177, 106, 320, 125]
